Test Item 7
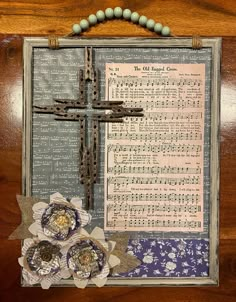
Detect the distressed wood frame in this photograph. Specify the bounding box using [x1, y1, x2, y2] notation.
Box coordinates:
[23, 37, 221, 286]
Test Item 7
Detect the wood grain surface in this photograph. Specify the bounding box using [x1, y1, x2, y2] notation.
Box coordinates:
[0, 1, 236, 301]
[0, 0, 236, 36]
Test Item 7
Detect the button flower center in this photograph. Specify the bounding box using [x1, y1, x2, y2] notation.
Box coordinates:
[54, 214, 70, 228]
[40, 251, 53, 262]
[78, 250, 95, 265]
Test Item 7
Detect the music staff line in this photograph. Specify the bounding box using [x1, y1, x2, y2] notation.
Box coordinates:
[107, 144, 202, 153]
[107, 193, 200, 203]
[108, 78, 202, 87]
[107, 132, 202, 141]
[110, 99, 202, 109]
[107, 176, 200, 186]
[107, 219, 202, 228]
[107, 204, 201, 214]
[107, 165, 201, 175]
[125, 112, 203, 121]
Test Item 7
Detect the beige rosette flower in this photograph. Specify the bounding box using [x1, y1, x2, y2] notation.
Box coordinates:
[18, 238, 70, 289]
[64, 227, 120, 288]
[28, 193, 91, 244]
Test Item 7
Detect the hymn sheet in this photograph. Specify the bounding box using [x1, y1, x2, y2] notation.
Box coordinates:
[104, 63, 205, 232]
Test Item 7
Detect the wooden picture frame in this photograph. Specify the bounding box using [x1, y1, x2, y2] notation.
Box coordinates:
[22, 37, 221, 286]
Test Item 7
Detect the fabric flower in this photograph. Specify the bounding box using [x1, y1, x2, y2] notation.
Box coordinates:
[165, 261, 177, 271]
[168, 252, 176, 259]
[29, 193, 91, 244]
[64, 227, 120, 288]
[18, 238, 70, 289]
[143, 255, 154, 264]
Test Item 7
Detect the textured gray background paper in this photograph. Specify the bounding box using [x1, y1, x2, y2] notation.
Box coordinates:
[31, 46, 211, 239]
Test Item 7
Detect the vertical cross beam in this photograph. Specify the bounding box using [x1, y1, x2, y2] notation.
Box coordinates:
[33, 46, 143, 210]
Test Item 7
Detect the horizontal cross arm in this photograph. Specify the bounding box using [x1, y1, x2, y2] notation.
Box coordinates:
[111, 107, 144, 117]
[92, 114, 123, 123]
[92, 100, 123, 109]
[54, 112, 86, 121]
[54, 99, 87, 108]
[33, 102, 87, 114]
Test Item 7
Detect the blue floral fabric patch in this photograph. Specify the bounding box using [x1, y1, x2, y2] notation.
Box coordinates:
[116, 239, 209, 278]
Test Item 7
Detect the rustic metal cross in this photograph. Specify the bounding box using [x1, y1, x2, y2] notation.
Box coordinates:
[34, 47, 143, 210]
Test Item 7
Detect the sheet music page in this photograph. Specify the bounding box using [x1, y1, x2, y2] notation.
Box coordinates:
[104, 63, 205, 232]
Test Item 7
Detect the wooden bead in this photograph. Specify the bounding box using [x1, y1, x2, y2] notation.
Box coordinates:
[161, 26, 171, 36]
[105, 8, 114, 19]
[96, 10, 105, 22]
[72, 24, 81, 34]
[123, 9, 132, 20]
[146, 19, 155, 30]
[88, 14, 97, 25]
[154, 23, 163, 33]
[131, 12, 140, 23]
[80, 19, 89, 30]
[139, 15, 148, 26]
[114, 7, 123, 18]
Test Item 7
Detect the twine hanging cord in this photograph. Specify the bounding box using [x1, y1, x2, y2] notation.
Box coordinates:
[48, 27, 202, 50]
[192, 35, 202, 49]
[48, 35, 60, 49]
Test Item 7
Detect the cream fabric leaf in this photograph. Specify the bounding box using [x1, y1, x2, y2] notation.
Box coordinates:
[18, 256, 24, 267]
[108, 254, 120, 268]
[74, 278, 89, 289]
[28, 222, 41, 236]
[92, 277, 107, 288]
[40, 272, 62, 289]
[96, 239, 108, 251]
[70, 197, 82, 208]
[90, 227, 105, 241]
[108, 240, 116, 253]
[40, 279, 52, 290]
[78, 228, 90, 237]
[50, 192, 67, 204]
[32, 202, 48, 212]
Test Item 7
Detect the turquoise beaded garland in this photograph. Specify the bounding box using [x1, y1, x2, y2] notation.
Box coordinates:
[139, 15, 148, 26]
[154, 23, 163, 33]
[105, 8, 114, 19]
[72, 8, 171, 37]
[146, 19, 155, 30]
[96, 10, 105, 22]
[161, 26, 171, 36]
[88, 14, 97, 25]
[80, 19, 89, 30]
[114, 7, 123, 18]
[72, 23, 81, 34]
[123, 8, 132, 20]
[131, 12, 140, 23]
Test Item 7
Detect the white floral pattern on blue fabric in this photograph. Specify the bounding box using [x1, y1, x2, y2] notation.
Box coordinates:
[116, 239, 209, 277]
